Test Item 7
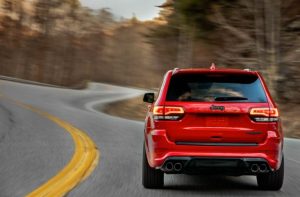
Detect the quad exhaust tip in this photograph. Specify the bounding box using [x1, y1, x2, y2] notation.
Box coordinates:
[259, 164, 268, 173]
[165, 162, 174, 171]
[250, 163, 269, 173]
[164, 160, 268, 174]
[251, 164, 259, 173]
[174, 163, 183, 172]
[164, 162, 183, 172]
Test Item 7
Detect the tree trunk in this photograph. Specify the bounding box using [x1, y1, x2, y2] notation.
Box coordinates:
[254, 0, 281, 99]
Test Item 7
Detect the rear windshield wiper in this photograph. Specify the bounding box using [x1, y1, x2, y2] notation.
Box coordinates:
[214, 96, 248, 101]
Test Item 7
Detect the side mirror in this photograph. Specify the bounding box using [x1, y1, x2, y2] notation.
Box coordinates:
[143, 93, 155, 103]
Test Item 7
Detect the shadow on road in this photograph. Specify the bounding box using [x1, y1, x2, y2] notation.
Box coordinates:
[165, 175, 257, 190]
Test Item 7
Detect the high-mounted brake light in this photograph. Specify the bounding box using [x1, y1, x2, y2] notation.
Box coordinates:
[210, 63, 216, 70]
[153, 106, 184, 120]
[250, 108, 279, 122]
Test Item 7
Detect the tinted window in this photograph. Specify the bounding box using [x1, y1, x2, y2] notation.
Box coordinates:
[166, 73, 267, 102]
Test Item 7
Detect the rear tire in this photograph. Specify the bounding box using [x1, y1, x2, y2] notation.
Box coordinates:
[142, 145, 164, 189]
[257, 157, 284, 190]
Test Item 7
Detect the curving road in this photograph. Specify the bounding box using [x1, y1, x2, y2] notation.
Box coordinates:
[0, 79, 299, 197]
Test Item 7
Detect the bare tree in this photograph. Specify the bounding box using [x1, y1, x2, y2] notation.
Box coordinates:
[253, 0, 281, 98]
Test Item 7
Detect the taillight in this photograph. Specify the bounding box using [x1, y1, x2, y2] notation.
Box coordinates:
[250, 108, 279, 122]
[153, 106, 184, 120]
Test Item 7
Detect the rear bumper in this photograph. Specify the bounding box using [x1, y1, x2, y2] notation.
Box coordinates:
[145, 129, 283, 171]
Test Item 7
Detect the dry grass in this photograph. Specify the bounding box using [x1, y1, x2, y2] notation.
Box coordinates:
[103, 96, 300, 139]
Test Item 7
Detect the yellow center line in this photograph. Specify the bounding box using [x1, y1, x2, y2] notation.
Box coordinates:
[0, 94, 100, 197]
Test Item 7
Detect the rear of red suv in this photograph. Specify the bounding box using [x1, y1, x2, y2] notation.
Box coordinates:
[142, 67, 284, 190]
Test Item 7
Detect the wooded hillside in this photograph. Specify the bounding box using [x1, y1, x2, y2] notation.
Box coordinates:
[150, 0, 300, 103]
[0, 0, 165, 88]
[0, 0, 299, 136]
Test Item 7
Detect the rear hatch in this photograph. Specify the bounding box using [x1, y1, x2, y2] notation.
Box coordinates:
[163, 72, 269, 145]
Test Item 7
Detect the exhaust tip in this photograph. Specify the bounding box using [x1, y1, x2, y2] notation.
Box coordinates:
[259, 164, 268, 172]
[165, 162, 174, 172]
[174, 163, 183, 172]
[251, 164, 259, 173]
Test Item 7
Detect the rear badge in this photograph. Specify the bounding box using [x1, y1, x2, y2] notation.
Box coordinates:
[210, 105, 225, 111]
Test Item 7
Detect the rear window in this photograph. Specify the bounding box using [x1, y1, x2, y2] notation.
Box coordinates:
[166, 73, 267, 102]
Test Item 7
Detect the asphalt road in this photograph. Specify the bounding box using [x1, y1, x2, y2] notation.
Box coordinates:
[0, 80, 299, 197]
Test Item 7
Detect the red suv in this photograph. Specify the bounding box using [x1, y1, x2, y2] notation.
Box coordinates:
[142, 66, 284, 190]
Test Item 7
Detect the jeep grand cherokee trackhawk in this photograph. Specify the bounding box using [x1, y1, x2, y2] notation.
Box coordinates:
[142, 65, 284, 190]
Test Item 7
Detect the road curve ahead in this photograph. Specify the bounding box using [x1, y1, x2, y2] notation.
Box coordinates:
[0, 80, 300, 197]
